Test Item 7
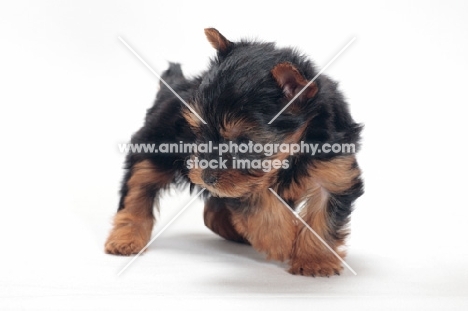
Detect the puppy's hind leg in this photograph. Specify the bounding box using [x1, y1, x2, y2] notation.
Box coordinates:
[204, 197, 249, 244]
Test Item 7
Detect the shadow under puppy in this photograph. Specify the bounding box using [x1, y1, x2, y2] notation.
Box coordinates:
[105, 28, 364, 277]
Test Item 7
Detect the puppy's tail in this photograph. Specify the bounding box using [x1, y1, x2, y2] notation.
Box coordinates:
[160, 62, 186, 87]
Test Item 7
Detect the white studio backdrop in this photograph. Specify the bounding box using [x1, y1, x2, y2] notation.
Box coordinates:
[0, 1, 467, 310]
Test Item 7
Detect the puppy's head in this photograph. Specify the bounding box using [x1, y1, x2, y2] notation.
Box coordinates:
[184, 28, 319, 198]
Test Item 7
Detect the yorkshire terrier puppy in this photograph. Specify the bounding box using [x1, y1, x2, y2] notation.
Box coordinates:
[105, 28, 363, 277]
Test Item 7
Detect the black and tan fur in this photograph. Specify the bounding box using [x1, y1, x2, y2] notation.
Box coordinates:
[105, 28, 364, 277]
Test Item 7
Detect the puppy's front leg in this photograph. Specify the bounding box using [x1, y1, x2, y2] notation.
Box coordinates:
[289, 156, 363, 276]
[105, 160, 174, 255]
[230, 191, 298, 262]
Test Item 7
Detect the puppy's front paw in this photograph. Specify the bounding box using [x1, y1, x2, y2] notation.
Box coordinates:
[104, 213, 153, 255]
[105, 229, 147, 255]
[289, 255, 343, 277]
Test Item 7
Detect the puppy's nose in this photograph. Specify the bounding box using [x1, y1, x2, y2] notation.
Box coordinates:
[202, 170, 218, 185]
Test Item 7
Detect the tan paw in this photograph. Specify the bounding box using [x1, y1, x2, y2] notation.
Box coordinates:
[105, 231, 147, 255]
[289, 256, 343, 277]
[104, 213, 153, 255]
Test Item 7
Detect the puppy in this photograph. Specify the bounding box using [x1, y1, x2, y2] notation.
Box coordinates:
[105, 28, 363, 277]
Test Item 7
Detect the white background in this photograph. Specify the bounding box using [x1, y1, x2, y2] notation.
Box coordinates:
[1, 0, 467, 310]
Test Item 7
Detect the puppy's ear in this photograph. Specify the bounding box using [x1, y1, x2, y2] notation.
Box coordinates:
[271, 62, 318, 100]
[204, 28, 232, 54]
